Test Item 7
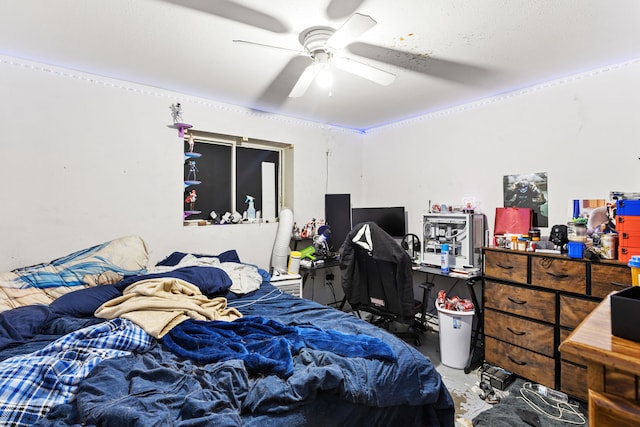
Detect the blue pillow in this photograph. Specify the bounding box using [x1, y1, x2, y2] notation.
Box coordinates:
[50, 285, 121, 317]
[115, 266, 232, 298]
[0, 305, 53, 350]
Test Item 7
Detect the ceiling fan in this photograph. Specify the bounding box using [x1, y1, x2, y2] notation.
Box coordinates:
[233, 13, 396, 98]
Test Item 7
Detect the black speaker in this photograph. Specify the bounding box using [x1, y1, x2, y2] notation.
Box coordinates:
[325, 194, 351, 252]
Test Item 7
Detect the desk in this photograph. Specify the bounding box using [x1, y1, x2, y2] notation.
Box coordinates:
[300, 258, 341, 283]
[559, 295, 640, 427]
[413, 265, 483, 373]
[300, 258, 342, 306]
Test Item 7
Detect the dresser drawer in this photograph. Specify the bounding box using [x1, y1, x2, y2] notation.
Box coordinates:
[485, 309, 554, 356]
[484, 250, 528, 284]
[561, 361, 588, 401]
[559, 328, 586, 366]
[591, 263, 632, 298]
[531, 257, 586, 293]
[484, 281, 555, 323]
[485, 336, 555, 389]
[559, 294, 599, 329]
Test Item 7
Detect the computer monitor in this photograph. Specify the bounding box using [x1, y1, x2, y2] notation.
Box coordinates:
[351, 206, 407, 238]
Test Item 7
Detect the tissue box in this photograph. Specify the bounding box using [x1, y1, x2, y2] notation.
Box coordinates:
[611, 286, 640, 342]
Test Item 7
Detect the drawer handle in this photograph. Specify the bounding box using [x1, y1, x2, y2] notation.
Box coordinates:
[507, 355, 527, 366]
[507, 327, 526, 336]
[507, 297, 526, 305]
[545, 272, 569, 279]
[496, 263, 514, 270]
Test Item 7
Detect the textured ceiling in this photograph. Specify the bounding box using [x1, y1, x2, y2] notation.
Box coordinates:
[1, 0, 639, 130]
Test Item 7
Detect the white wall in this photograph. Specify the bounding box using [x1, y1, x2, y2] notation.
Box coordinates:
[0, 56, 364, 271]
[363, 60, 640, 238]
[3, 54, 639, 281]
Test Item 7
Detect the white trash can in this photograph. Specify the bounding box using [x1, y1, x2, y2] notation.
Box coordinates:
[436, 305, 475, 369]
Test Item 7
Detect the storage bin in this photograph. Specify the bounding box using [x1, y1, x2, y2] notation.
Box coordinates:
[567, 242, 585, 259]
[611, 286, 640, 341]
[619, 247, 640, 264]
[617, 215, 640, 233]
[616, 200, 640, 216]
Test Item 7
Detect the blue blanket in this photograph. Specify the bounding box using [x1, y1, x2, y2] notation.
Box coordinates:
[0, 318, 152, 427]
[161, 316, 396, 377]
[23, 282, 454, 426]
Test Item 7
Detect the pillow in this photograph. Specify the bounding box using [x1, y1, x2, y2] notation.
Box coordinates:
[156, 250, 241, 267]
[49, 285, 122, 317]
[0, 305, 53, 350]
[13, 235, 148, 288]
[0, 235, 149, 313]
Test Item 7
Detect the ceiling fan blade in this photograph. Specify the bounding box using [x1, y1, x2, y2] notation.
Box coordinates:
[232, 39, 303, 55]
[161, 0, 288, 33]
[254, 56, 313, 109]
[334, 57, 396, 86]
[326, 13, 376, 50]
[326, 0, 366, 20]
[289, 64, 320, 97]
[348, 42, 498, 85]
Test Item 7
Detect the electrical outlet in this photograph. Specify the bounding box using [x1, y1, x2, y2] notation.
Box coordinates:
[325, 272, 334, 288]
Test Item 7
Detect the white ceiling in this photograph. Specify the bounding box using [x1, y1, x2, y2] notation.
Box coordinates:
[1, 0, 639, 131]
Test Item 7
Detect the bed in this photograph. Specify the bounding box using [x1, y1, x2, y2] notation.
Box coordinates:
[0, 235, 454, 426]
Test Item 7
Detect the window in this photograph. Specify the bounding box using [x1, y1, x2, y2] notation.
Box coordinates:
[183, 130, 292, 225]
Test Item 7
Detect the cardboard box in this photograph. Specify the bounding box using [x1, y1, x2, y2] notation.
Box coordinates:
[611, 286, 640, 342]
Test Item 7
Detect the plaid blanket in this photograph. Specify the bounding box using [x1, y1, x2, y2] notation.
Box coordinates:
[0, 318, 153, 426]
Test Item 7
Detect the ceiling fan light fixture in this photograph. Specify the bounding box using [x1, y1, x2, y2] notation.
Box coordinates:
[316, 66, 333, 88]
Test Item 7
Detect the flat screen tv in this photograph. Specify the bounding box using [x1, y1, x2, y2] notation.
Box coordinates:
[351, 206, 406, 238]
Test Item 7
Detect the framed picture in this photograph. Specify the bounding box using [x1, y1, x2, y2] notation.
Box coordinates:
[503, 172, 548, 228]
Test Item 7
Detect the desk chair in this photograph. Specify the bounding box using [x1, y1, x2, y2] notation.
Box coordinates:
[339, 222, 422, 346]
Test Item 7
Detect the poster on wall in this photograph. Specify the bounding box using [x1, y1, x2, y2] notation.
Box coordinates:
[503, 172, 549, 228]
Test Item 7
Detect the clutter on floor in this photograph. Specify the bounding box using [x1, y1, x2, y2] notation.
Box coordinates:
[472, 377, 587, 426]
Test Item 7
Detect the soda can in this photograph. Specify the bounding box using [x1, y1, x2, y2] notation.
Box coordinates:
[457, 299, 474, 311]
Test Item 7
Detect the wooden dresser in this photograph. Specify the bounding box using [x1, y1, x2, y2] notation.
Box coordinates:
[483, 247, 630, 400]
[560, 296, 640, 426]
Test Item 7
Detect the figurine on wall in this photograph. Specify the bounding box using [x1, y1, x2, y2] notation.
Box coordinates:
[186, 160, 198, 181]
[185, 189, 197, 211]
[187, 134, 195, 153]
[170, 103, 184, 124]
[170, 102, 192, 137]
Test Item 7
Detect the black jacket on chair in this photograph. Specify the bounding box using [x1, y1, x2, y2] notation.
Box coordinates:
[339, 222, 415, 324]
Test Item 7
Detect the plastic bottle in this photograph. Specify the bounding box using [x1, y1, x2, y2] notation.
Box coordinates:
[245, 195, 256, 220]
[441, 243, 450, 274]
[288, 251, 301, 274]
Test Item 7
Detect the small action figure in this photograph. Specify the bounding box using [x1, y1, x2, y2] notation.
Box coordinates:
[185, 189, 197, 211]
[170, 103, 183, 124]
[187, 160, 198, 181]
[187, 134, 195, 153]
